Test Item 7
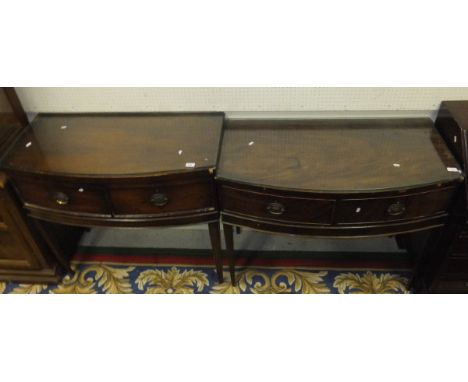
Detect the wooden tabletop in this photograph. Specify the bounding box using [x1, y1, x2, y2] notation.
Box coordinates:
[0, 172, 6, 189]
[217, 118, 464, 192]
[1, 113, 224, 177]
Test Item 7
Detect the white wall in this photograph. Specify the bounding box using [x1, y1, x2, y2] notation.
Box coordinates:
[16, 87, 468, 119]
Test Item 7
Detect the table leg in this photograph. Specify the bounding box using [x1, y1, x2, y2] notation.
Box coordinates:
[208, 222, 224, 283]
[223, 224, 236, 286]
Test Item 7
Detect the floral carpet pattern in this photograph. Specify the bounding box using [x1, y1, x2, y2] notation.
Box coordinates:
[0, 262, 411, 294]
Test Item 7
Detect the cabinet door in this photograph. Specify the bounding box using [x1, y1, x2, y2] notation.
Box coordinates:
[0, 190, 43, 270]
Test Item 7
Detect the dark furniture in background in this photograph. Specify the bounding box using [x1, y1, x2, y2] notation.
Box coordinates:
[417, 101, 468, 292]
[0, 88, 62, 282]
[217, 118, 464, 286]
[1, 113, 226, 282]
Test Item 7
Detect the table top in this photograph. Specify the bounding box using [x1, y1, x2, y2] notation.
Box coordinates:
[0, 90, 23, 153]
[217, 118, 464, 193]
[1, 113, 224, 177]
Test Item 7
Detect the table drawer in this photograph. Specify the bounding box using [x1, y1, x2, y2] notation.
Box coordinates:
[220, 186, 334, 224]
[13, 177, 110, 216]
[0, 204, 6, 230]
[437, 115, 466, 166]
[110, 179, 215, 217]
[335, 187, 454, 224]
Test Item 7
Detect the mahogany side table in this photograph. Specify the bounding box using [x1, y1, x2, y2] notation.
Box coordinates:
[1, 113, 226, 282]
[216, 118, 464, 286]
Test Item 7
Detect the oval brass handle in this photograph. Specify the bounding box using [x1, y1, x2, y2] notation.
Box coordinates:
[54, 192, 69, 206]
[266, 201, 285, 216]
[387, 201, 406, 216]
[150, 192, 169, 207]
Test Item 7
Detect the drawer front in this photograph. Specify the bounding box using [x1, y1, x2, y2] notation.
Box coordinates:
[335, 188, 454, 224]
[220, 186, 334, 224]
[13, 177, 110, 216]
[0, 230, 36, 267]
[110, 179, 215, 217]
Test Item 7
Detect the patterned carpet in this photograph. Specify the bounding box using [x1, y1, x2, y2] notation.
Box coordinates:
[0, 247, 412, 293]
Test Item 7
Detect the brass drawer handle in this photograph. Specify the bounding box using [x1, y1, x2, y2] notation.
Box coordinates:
[150, 192, 169, 207]
[54, 192, 69, 206]
[267, 201, 285, 216]
[387, 201, 405, 216]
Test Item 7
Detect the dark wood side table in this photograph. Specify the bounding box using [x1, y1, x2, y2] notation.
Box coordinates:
[416, 101, 468, 292]
[1, 113, 226, 282]
[216, 118, 464, 286]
